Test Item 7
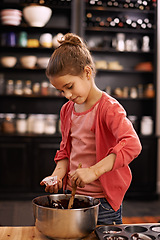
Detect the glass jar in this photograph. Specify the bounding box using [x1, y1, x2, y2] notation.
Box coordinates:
[140, 116, 153, 135]
[24, 80, 32, 95]
[130, 87, 138, 98]
[14, 80, 23, 95]
[41, 81, 49, 96]
[16, 113, 27, 133]
[44, 114, 58, 134]
[3, 113, 16, 133]
[116, 33, 125, 52]
[137, 84, 143, 98]
[18, 31, 27, 47]
[141, 35, 150, 52]
[6, 80, 14, 95]
[123, 86, 129, 98]
[27, 114, 36, 133]
[144, 83, 155, 98]
[33, 114, 45, 134]
[32, 82, 40, 95]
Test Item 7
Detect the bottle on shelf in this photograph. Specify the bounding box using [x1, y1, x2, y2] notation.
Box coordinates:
[14, 80, 23, 95]
[44, 114, 58, 134]
[140, 116, 153, 135]
[141, 35, 150, 52]
[2, 113, 16, 133]
[6, 80, 14, 95]
[23, 80, 32, 95]
[116, 33, 125, 52]
[144, 83, 155, 98]
[16, 114, 27, 134]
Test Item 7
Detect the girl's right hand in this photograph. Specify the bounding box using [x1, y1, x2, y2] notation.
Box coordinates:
[40, 176, 62, 193]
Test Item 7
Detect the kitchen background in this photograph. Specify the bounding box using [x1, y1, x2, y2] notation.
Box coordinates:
[0, 0, 160, 225]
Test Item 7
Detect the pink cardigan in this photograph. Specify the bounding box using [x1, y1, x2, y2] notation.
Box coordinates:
[54, 92, 142, 211]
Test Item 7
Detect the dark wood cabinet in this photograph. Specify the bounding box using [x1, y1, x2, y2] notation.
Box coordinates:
[0, 136, 31, 193]
[32, 137, 60, 192]
[126, 136, 157, 199]
[0, 134, 61, 199]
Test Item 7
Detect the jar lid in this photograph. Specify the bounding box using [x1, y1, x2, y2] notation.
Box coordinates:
[17, 113, 27, 119]
[128, 115, 138, 121]
[41, 81, 49, 87]
[16, 80, 23, 83]
[5, 113, 16, 119]
[46, 114, 58, 119]
[36, 114, 45, 119]
[142, 116, 152, 119]
[0, 113, 5, 118]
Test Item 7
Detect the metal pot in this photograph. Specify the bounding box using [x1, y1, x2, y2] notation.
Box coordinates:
[32, 194, 100, 239]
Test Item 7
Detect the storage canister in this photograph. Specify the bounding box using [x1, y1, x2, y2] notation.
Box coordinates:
[44, 114, 58, 134]
[33, 114, 45, 134]
[2, 113, 16, 133]
[16, 113, 27, 133]
[14, 80, 23, 95]
[27, 114, 36, 133]
[6, 79, 14, 95]
[140, 116, 153, 135]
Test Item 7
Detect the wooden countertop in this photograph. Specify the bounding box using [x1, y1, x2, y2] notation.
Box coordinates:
[0, 226, 98, 240]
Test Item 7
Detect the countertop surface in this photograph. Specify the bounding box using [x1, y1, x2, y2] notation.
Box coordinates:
[0, 226, 98, 240]
[1, 224, 160, 240]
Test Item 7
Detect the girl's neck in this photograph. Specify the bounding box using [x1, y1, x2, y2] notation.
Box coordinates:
[74, 86, 102, 113]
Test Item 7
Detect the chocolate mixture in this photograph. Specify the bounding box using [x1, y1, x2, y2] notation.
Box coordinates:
[35, 196, 93, 209]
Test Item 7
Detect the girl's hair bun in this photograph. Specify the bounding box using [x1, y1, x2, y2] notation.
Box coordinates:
[58, 33, 83, 47]
[46, 32, 96, 78]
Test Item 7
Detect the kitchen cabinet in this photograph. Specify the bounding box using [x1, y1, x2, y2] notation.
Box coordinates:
[0, 134, 61, 199]
[32, 136, 60, 193]
[0, 136, 31, 194]
[78, 0, 158, 199]
[126, 136, 157, 199]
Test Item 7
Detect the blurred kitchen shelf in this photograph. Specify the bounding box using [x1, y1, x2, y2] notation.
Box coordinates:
[90, 47, 154, 54]
[85, 5, 155, 14]
[0, 46, 55, 53]
[0, 132, 62, 138]
[85, 26, 155, 34]
[0, 24, 70, 33]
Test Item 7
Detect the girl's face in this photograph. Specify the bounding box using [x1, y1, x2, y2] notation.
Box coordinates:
[49, 69, 92, 104]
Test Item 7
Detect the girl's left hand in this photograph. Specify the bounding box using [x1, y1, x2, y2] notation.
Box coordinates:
[69, 167, 98, 188]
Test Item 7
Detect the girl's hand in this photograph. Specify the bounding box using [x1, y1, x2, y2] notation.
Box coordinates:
[40, 176, 62, 193]
[69, 167, 98, 188]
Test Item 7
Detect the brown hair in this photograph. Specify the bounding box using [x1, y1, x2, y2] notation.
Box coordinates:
[46, 33, 96, 78]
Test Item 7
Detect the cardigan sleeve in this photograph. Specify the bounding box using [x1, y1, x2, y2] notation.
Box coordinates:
[54, 101, 73, 163]
[104, 99, 142, 170]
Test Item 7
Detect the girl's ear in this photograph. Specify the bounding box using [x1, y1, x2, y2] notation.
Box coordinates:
[84, 66, 92, 80]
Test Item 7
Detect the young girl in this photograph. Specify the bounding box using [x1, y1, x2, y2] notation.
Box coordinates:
[40, 33, 142, 225]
